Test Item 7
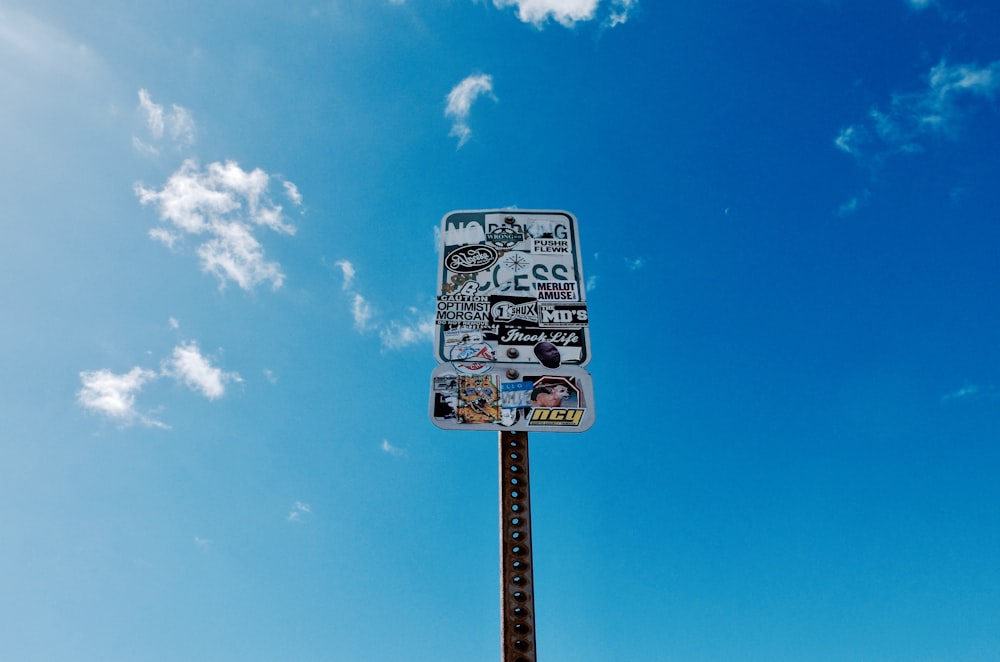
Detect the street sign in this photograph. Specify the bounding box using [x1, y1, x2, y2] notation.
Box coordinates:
[435, 210, 591, 368]
[429, 362, 595, 432]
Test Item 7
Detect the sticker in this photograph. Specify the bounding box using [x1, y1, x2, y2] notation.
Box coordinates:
[535, 281, 578, 301]
[452, 361, 494, 375]
[499, 251, 532, 273]
[432, 375, 459, 419]
[532, 238, 571, 254]
[529, 377, 581, 408]
[527, 376, 583, 427]
[523, 217, 570, 240]
[538, 303, 588, 328]
[445, 244, 500, 274]
[500, 380, 534, 409]
[458, 375, 501, 423]
[489, 296, 538, 325]
[496, 327, 583, 349]
[437, 295, 490, 327]
[528, 408, 585, 426]
[486, 230, 526, 247]
[449, 338, 496, 363]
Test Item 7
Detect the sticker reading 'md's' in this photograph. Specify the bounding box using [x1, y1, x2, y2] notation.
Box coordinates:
[539, 303, 588, 328]
[446, 245, 499, 274]
[536, 281, 578, 301]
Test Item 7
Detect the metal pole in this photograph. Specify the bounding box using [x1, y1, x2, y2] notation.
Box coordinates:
[499, 430, 537, 662]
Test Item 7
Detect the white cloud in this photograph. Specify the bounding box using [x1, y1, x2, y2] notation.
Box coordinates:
[283, 180, 303, 206]
[941, 384, 997, 402]
[837, 196, 861, 217]
[834, 125, 866, 156]
[162, 341, 241, 400]
[335, 259, 356, 290]
[839, 60, 1000, 160]
[379, 310, 435, 350]
[605, 0, 638, 28]
[336, 260, 434, 351]
[445, 74, 496, 148]
[492, 0, 600, 27]
[168, 317, 180, 330]
[287, 501, 311, 522]
[381, 439, 406, 457]
[77, 367, 165, 428]
[351, 293, 374, 330]
[624, 256, 646, 271]
[138, 89, 165, 139]
[193, 536, 211, 549]
[135, 89, 196, 150]
[135, 159, 298, 291]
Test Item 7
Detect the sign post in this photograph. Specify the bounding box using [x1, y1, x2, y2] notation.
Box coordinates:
[429, 210, 594, 661]
[500, 429, 537, 662]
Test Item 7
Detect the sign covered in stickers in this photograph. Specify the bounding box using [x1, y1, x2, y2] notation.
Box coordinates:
[435, 210, 591, 368]
[429, 363, 595, 432]
[430, 209, 595, 434]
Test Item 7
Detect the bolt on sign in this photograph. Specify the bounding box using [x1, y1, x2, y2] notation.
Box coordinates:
[435, 210, 591, 367]
[430, 210, 595, 433]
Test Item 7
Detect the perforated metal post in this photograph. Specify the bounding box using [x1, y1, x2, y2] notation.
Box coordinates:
[500, 430, 537, 662]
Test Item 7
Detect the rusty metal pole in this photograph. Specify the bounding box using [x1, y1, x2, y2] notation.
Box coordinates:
[499, 430, 537, 662]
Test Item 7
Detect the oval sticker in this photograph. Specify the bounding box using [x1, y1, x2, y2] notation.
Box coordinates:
[446, 245, 500, 274]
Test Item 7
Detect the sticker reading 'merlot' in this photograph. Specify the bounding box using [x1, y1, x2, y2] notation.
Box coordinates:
[536, 281, 578, 301]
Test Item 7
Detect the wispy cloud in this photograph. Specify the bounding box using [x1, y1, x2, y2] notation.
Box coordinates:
[334, 261, 434, 350]
[833, 125, 868, 158]
[906, 0, 935, 10]
[445, 74, 496, 148]
[161, 341, 242, 400]
[381, 439, 406, 457]
[941, 384, 997, 403]
[134, 89, 196, 155]
[287, 501, 312, 523]
[379, 310, 435, 350]
[605, 0, 639, 28]
[835, 59, 999, 213]
[335, 259, 357, 291]
[193, 536, 211, 549]
[624, 256, 646, 271]
[351, 293, 374, 331]
[135, 159, 298, 291]
[77, 367, 165, 428]
[836, 59, 1000, 161]
[836, 190, 870, 218]
[283, 181, 303, 207]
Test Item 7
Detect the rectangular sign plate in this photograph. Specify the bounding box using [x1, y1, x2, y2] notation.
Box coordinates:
[429, 362, 595, 433]
[435, 210, 591, 367]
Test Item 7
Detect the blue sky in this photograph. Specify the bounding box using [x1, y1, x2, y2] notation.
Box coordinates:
[2, 0, 1000, 660]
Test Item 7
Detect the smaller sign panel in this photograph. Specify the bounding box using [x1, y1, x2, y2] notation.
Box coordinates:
[429, 363, 595, 433]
